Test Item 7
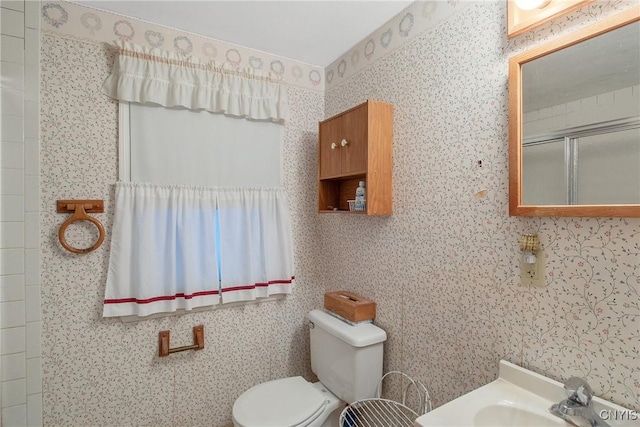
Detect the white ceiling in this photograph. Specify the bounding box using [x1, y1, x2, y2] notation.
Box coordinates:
[72, 0, 413, 67]
[523, 21, 640, 112]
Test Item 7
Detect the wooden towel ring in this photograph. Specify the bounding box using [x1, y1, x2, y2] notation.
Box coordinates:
[57, 200, 105, 254]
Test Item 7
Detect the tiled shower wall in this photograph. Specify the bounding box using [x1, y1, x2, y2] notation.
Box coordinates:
[322, 0, 639, 411]
[0, 0, 42, 425]
[523, 85, 640, 136]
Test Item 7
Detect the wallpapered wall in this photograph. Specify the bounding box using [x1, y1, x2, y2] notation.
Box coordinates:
[40, 35, 324, 427]
[322, 0, 639, 412]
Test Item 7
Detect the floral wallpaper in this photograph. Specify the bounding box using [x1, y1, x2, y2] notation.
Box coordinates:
[40, 1, 325, 91]
[40, 34, 324, 426]
[322, 0, 639, 412]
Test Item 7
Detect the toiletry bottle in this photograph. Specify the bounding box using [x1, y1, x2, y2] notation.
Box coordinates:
[355, 181, 366, 211]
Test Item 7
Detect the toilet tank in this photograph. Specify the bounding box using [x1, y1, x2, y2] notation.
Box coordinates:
[308, 309, 387, 403]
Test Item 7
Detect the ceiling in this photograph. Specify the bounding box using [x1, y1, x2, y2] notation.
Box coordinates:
[523, 21, 640, 112]
[72, 0, 413, 67]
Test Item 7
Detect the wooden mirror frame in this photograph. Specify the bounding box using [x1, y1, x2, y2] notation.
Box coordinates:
[508, 7, 640, 217]
[507, 0, 594, 38]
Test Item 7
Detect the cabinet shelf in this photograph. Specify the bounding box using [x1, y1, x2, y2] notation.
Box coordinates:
[319, 170, 368, 180]
[318, 209, 366, 214]
[318, 100, 393, 216]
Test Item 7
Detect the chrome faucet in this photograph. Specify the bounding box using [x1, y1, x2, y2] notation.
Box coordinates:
[550, 377, 611, 427]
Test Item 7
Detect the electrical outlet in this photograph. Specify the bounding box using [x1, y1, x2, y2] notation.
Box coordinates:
[520, 250, 545, 288]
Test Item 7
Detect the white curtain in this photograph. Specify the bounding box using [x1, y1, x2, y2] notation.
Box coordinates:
[101, 42, 288, 122]
[217, 188, 295, 303]
[104, 183, 295, 317]
[104, 183, 220, 317]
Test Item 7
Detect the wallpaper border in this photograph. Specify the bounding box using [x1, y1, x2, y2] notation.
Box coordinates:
[41, 0, 325, 92]
[324, 0, 471, 90]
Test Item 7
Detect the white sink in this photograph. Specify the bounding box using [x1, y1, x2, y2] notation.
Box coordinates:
[414, 360, 635, 427]
[474, 403, 567, 426]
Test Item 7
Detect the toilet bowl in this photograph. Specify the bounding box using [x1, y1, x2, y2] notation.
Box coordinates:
[232, 377, 342, 427]
[232, 309, 387, 427]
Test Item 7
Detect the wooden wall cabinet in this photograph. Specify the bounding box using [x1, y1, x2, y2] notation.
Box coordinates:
[318, 100, 393, 215]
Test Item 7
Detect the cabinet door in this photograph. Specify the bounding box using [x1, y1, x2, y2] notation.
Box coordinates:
[319, 115, 343, 178]
[340, 104, 367, 175]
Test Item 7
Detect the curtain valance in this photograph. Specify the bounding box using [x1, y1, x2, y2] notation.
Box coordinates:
[101, 42, 288, 122]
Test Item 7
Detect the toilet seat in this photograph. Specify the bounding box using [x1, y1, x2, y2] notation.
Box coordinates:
[232, 376, 327, 427]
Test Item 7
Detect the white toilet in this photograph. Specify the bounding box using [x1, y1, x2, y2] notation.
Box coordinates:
[232, 309, 387, 427]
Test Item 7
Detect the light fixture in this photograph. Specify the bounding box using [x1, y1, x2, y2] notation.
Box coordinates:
[515, 0, 552, 11]
[520, 233, 540, 264]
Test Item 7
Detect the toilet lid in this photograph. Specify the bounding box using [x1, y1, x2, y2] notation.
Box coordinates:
[233, 376, 326, 427]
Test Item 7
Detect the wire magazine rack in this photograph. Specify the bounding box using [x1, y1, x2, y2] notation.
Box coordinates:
[339, 371, 433, 427]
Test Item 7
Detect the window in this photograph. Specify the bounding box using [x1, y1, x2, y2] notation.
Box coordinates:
[120, 102, 283, 187]
[100, 42, 294, 319]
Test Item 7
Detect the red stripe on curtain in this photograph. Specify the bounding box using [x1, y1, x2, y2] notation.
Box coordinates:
[222, 276, 295, 292]
[104, 289, 220, 305]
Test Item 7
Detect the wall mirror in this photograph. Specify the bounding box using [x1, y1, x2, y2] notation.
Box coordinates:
[509, 8, 640, 217]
